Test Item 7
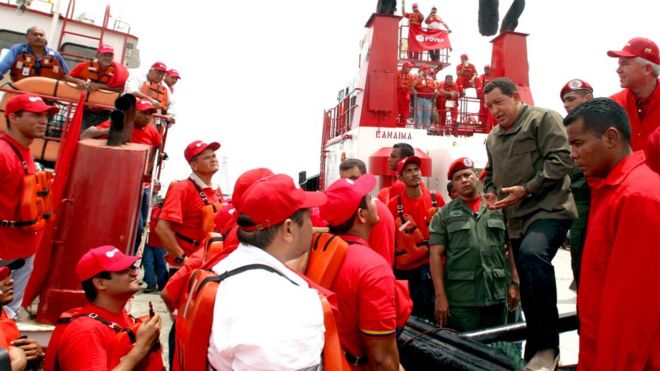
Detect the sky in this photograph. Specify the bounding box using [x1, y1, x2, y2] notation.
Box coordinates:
[72, 0, 659, 194]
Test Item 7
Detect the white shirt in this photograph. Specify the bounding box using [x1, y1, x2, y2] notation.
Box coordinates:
[124, 71, 176, 116]
[208, 244, 325, 371]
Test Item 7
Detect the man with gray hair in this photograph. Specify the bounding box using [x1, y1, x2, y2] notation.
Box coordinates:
[608, 37, 660, 151]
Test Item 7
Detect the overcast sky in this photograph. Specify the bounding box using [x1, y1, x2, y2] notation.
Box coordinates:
[76, 0, 658, 194]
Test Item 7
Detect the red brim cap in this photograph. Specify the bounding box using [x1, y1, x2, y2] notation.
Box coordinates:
[607, 37, 660, 64]
[75, 245, 138, 281]
[135, 99, 157, 113]
[447, 157, 475, 180]
[397, 156, 422, 175]
[232, 168, 275, 210]
[167, 69, 181, 78]
[151, 62, 167, 71]
[5, 94, 59, 116]
[320, 174, 376, 226]
[560, 79, 593, 99]
[97, 44, 114, 54]
[184, 140, 221, 162]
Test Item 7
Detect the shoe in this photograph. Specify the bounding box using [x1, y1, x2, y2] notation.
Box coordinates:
[143, 285, 158, 293]
[525, 349, 559, 371]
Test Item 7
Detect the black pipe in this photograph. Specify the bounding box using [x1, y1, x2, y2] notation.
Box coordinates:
[461, 312, 578, 344]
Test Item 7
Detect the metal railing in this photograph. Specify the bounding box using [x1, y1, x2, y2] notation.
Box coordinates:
[398, 25, 451, 68]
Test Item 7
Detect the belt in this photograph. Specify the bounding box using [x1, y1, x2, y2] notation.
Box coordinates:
[0, 219, 38, 228]
[174, 232, 201, 247]
[417, 96, 433, 100]
[345, 351, 368, 366]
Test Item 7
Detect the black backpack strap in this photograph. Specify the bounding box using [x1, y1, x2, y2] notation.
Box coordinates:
[430, 191, 437, 208]
[195, 263, 299, 296]
[57, 312, 125, 333]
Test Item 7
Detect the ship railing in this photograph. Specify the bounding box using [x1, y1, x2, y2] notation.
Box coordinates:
[325, 87, 361, 142]
[0, 86, 170, 175]
[398, 24, 451, 70]
[409, 94, 489, 136]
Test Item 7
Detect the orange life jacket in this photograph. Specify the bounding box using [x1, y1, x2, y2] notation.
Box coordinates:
[0, 137, 54, 232]
[9, 48, 65, 81]
[74, 61, 116, 84]
[140, 80, 169, 112]
[306, 232, 413, 336]
[44, 309, 164, 371]
[172, 263, 348, 371]
[393, 195, 429, 270]
[397, 71, 413, 91]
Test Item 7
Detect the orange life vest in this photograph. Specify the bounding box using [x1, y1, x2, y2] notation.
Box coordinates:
[9, 48, 64, 81]
[140, 80, 169, 112]
[397, 71, 413, 91]
[393, 195, 430, 270]
[74, 61, 116, 84]
[172, 263, 348, 371]
[44, 309, 164, 371]
[0, 137, 54, 232]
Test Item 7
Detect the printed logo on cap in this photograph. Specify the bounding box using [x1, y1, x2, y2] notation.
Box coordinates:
[196, 143, 202, 147]
[105, 248, 120, 258]
[568, 79, 583, 89]
[28, 96, 43, 103]
[645, 47, 653, 53]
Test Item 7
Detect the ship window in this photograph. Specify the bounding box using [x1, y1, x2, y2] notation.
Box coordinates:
[0, 29, 27, 53]
[60, 42, 96, 69]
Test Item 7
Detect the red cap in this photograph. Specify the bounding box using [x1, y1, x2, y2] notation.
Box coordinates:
[310, 207, 327, 228]
[447, 157, 475, 180]
[560, 79, 593, 99]
[232, 168, 274, 210]
[97, 44, 114, 54]
[238, 174, 327, 231]
[397, 156, 422, 175]
[403, 61, 414, 68]
[607, 37, 660, 64]
[319, 173, 376, 226]
[0, 258, 25, 280]
[484, 64, 491, 69]
[75, 245, 138, 281]
[135, 99, 157, 113]
[151, 62, 168, 71]
[215, 203, 237, 234]
[427, 68, 436, 74]
[167, 69, 181, 79]
[5, 94, 59, 116]
[461, 53, 468, 59]
[184, 140, 220, 163]
[412, 3, 418, 8]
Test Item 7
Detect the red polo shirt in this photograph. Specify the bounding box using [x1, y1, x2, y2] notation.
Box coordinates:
[0, 134, 42, 259]
[146, 204, 163, 247]
[368, 200, 395, 267]
[54, 304, 133, 370]
[96, 120, 162, 148]
[330, 235, 397, 358]
[159, 179, 220, 256]
[578, 151, 660, 370]
[610, 79, 660, 151]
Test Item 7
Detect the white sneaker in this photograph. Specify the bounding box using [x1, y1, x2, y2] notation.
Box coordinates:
[525, 349, 559, 371]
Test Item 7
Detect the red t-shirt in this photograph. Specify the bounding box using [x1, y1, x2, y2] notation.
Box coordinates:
[368, 200, 395, 267]
[0, 308, 20, 344]
[464, 196, 482, 213]
[96, 120, 162, 148]
[387, 187, 437, 239]
[331, 235, 397, 358]
[610, 80, 660, 151]
[55, 304, 133, 370]
[146, 204, 163, 247]
[159, 179, 219, 256]
[0, 134, 42, 259]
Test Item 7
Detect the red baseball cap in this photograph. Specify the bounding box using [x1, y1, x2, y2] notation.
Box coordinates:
[238, 174, 327, 231]
[5, 94, 59, 116]
[412, 3, 418, 8]
[184, 140, 220, 163]
[461, 53, 469, 59]
[151, 61, 168, 71]
[560, 79, 593, 99]
[607, 37, 660, 64]
[427, 68, 436, 74]
[75, 245, 138, 281]
[397, 156, 422, 175]
[97, 44, 114, 54]
[135, 99, 157, 113]
[320, 173, 376, 226]
[232, 168, 275, 210]
[215, 203, 237, 234]
[0, 258, 25, 280]
[447, 157, 475, 180]
[403, 61, 414, 68]
[167, 69, 181, 79]
[484, 64, 491, 69]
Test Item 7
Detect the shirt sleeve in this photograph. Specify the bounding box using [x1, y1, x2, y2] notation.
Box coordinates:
[68, 62, 85, 78]
[167, 91, 177, 117]
[525, 110, 575, 194]
[358, 265, 397, 337]
[159, 182, 186, 224]
[594, 193, 660, 370]
[124, 72, 142, 94]
[0, 44, 21, 76]
[54, 51, 70, 73]
[428, 207, 448, 246]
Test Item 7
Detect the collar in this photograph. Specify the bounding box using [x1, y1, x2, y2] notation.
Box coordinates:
[82, 303, 131, 325]
[0, 133, 30, 151]
[234, 243, 309, 287]
[339, 234, 369, 247]
[451, 194, 485, 215]
[21, 43, 55, 56]
[189, 172, 213, 189]
[589, 151, 647, 190]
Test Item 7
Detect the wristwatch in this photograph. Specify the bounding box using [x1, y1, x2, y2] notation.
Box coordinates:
[523, 184, 533, 198]
[510, 281, 520, 288]
[174, 254, 186, 264]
